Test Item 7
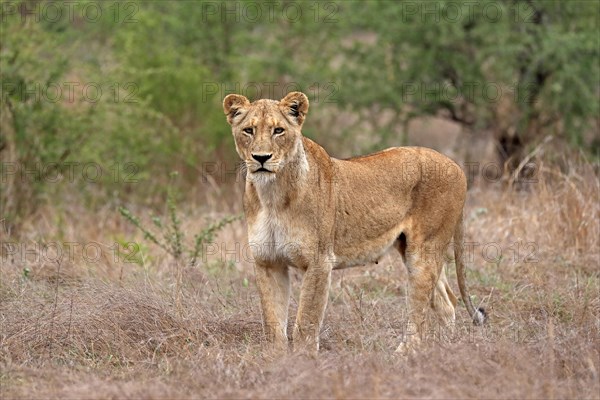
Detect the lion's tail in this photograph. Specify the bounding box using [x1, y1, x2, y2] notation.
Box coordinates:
[454, 210, 487, 325]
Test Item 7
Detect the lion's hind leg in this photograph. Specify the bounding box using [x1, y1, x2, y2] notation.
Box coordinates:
[432, 265, 457, 326]
[396, 238, 449, 354]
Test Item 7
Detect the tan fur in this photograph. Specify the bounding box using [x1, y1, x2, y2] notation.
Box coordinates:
[223, 92, 484, 354]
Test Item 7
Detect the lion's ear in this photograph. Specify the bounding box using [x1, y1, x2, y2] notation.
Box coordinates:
[279, 91, 309, 126]
[223, 94, 250, 125]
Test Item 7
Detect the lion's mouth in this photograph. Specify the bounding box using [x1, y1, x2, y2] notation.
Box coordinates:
[254, 167, 273, 173]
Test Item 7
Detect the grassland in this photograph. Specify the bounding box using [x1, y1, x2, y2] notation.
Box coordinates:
[1, 155, 598, 399]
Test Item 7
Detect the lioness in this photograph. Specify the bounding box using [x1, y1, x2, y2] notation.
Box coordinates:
[223, 92, 485, 353]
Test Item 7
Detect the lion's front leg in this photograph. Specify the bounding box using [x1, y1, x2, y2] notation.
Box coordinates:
[255, 261, 290, 352]
[293, 263, 332, 354]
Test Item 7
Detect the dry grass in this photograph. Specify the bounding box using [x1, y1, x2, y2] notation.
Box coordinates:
[1, 154, 599, 399]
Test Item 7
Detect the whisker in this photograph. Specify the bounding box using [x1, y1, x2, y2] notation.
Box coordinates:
[237, 161, 248, 181]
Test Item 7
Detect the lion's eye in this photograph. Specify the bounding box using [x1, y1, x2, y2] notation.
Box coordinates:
[273, 127, 285, 135]
[243, 127, 254, 135]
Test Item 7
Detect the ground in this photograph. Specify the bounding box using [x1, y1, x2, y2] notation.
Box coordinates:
[1, 158, 598, 399]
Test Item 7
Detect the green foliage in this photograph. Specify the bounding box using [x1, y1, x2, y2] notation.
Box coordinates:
[1, 7, 73, 220]
[0, 0, 190, 222]
[118, 172, 241, 267]
[1, 0, 598, 224]
[336, 1, 599, 149]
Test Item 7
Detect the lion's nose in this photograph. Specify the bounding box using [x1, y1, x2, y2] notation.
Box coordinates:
[252, 154, 272, 165]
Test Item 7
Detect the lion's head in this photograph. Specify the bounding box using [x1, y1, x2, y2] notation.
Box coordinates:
[223, 92, 309, 181]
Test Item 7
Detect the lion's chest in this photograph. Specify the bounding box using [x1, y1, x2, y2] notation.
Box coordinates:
[247, 210, 302, 264]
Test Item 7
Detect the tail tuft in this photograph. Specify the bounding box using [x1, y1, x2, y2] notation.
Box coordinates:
[454, 210, 488, 328]
[473, 307, 487, 325]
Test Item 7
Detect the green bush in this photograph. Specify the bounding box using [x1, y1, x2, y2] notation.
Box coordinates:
[2, 0, 598, 226]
